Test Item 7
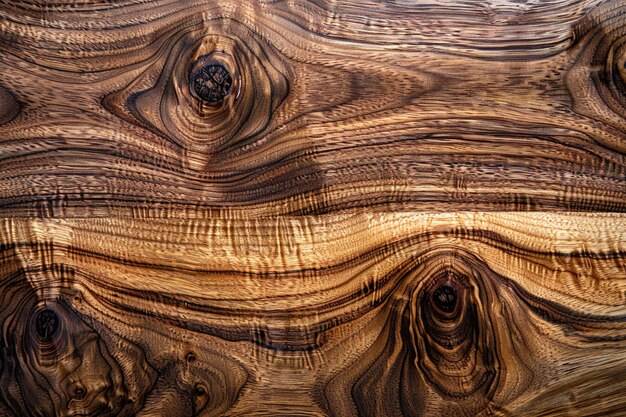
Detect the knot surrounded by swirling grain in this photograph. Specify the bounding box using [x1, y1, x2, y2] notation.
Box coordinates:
[0, 286, 155, 417]
[322, 249, 541, 416]
[102, 21, 290, 157]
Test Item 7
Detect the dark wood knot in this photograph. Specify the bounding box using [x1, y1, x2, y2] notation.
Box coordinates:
[194, 383, 207, 398]
[34, 309, 60, 340]
[432, 284, 457, 313]
[72, 383, 87, 400]
[190, 63, 232, 103]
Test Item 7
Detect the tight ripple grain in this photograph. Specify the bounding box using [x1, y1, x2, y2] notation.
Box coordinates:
[0, 0, 626, 216]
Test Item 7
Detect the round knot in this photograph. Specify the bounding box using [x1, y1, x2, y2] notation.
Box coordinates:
[432, 284, 457, 313]
[190, 63, 232, 103]
[35, 309, 60, 340]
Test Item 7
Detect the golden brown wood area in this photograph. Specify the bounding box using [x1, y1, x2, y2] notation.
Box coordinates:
[1, 0, 626, 416]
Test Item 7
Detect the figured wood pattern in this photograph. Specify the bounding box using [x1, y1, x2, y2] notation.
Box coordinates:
[1, 0, 626, 215]
[1, 0, 626, 416]
[1, 214, 625, 415]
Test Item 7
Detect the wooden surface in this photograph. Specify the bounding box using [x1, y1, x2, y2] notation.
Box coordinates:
[0, 0, 625, 416]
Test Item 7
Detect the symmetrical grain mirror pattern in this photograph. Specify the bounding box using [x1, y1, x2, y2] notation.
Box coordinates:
[1, 0, 625, 416]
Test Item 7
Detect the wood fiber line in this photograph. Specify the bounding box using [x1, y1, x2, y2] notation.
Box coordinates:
[0, 0, 625, 216]
[0, 214, 625, 415]
[1, 0, 626, 416]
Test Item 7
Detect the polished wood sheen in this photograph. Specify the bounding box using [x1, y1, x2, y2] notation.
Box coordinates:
[0, 0, 625, 416]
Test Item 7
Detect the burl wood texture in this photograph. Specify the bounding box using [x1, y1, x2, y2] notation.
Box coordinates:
[1, 0, 626, 416]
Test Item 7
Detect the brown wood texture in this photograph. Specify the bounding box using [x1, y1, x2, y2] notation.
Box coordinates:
[1, 0, 626, 416]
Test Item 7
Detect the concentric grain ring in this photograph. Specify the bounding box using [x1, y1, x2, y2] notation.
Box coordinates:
[103, 18, 290, 161]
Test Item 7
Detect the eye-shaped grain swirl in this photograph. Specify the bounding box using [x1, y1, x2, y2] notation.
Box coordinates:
[102, 17, 290, 164]
[320, 249, 534, 416]
[0, 270, 155, 416]
[410, 262, 498, 400]
[0, 251, 249, 417]
[318, 235, 626, 417]
[569, 1, 626, 136]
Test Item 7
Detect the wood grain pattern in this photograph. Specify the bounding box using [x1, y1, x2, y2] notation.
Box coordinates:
[1, 0, 626, 216]
[1, 0, 626, 416]
[1, 214, 625, 415]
